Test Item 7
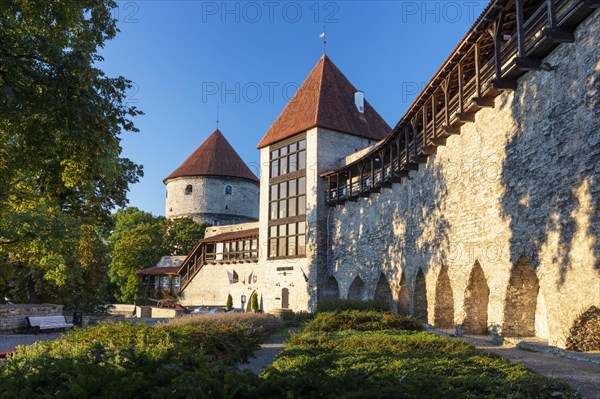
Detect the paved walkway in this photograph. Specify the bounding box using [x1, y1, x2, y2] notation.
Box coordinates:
[239, 328, 298, 374]
[0, 333, 61, 352]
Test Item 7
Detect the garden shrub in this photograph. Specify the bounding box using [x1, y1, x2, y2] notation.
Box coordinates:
[166, 312, 284, 339]
[317, 298, 389, 312]
[253, 330, 579, 399]
[305, 310, 424, 332]
[0, 311, 580, 399]
[280, 310, 314, 327]
[0, 322, 259, 399]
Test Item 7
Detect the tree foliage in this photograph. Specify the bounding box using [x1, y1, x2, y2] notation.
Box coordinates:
[107, 208, 207, 303]
[108, 208, 164, 303]
[163, 217, 208, 256]
[0, 1, 142, 305]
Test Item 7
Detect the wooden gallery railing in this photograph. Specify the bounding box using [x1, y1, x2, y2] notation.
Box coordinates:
[322, 0, 597, 205]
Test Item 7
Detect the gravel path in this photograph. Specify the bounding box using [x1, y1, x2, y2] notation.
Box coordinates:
[239, 328, 298, 374]
[484, 344, 600, 399]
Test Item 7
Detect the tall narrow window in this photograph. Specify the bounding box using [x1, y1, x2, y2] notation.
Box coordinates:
[268, 136, 307, 259]
[225, 185, 232, 195]
[185, 185, 193, 195]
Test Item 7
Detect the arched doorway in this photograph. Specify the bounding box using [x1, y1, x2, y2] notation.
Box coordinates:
[413, 269, 428, 322]
[374, 274, 392, 310]
[398, 273, 410, 316]
[281, 288, 289, 309]
[347, 276, 365, 301]
[434, 267, 454, 329]
[246, 290, 257, 312]
[323, 276, 340, 299]
[503, 257, 539, 337]
[463, 261, 489, 334]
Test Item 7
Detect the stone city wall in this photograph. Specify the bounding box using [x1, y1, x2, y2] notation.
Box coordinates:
[327, 9, 600, 348]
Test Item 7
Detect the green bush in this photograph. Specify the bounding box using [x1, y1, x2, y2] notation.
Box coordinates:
[167, 312, 285, 339]
[305, 310, 424, 333]
[226, 293, 233, 310]
[280, 310, 314, 327]
[251, 292, 259, 312]
[0, 322, 259, 399]
[253, 330, 579, 399]
[317, 298, 389, 312]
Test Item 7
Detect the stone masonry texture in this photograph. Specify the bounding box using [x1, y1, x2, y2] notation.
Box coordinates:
[326, 10, 600, 348]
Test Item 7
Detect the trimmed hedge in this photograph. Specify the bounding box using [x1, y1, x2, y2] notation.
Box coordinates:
[317, 298, 389, 312]
[305, 310, 424, 332]
[254, 330, 579, 399]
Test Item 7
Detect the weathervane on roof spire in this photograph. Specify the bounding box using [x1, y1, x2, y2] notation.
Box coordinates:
[216, 105, 219, 129]
[320, 26, 326, 55]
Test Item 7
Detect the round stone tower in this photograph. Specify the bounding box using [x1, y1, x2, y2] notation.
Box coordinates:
[164, 129, 259, 226]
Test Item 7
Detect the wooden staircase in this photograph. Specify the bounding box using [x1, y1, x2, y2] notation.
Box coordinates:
[177, 240, 206, 293]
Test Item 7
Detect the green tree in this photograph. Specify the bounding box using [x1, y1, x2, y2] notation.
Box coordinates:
[163, 218, 208, 255]
[107, 208, 165, 303]
[251, 293, 259, 313]
[106, 209, 209, 303]
[226, 293, 233, 310]
[0, 1, 142, 305]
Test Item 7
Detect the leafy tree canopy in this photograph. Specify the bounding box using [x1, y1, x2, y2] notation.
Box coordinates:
[0, 1, 142, 306]
[107, 208, 207, 303]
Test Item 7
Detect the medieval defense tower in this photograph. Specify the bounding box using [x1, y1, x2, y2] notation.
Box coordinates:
[164, 129, 259, 226]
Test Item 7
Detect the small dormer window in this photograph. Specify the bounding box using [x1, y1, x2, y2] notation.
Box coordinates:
[185, 185, 193, 195]
[225, 185, 232, 195]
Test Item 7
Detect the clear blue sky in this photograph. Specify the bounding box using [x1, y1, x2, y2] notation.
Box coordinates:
[100, 0, 488, 216]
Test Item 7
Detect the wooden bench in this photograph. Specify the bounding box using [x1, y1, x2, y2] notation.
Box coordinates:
[26, 315, 73, 333]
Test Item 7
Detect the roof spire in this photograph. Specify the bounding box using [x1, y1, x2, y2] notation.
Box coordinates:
[257, 55, 390, 149]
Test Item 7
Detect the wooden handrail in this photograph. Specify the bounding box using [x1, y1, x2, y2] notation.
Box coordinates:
[324, 0, 593, 205]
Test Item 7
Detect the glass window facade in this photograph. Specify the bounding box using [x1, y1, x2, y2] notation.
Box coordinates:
[268, 137, 307, 258]
[205, 238, 259, 261]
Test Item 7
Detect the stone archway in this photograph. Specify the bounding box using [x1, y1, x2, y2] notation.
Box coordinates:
[374, 274, 392, 310]
[347, 276, 366, 301]
[323, 275, 340, 299]
[463, 261, 489, 334]
[503, 257, 539, 337]
[434, 267, 454, 329]
[398, 273, 410, 316]
[413, 269, 428, 322]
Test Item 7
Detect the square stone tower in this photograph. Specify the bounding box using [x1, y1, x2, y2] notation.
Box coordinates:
[255, 55, 390, 311]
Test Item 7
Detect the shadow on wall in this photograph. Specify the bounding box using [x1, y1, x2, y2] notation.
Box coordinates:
[499, 48, 600, 283]
[498, 22, 600, 344]
[327, 158, 452, 322]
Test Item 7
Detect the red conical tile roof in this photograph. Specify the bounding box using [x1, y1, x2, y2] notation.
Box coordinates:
[257, 55, 390, 148]
[164, 129, 259, 183]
